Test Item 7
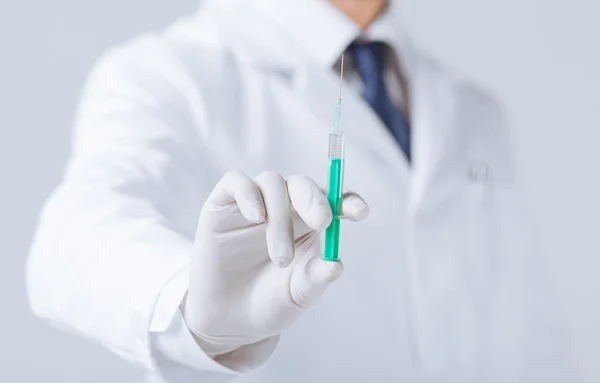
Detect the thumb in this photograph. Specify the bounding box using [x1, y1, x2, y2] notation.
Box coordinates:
[289, 256, 344, 309]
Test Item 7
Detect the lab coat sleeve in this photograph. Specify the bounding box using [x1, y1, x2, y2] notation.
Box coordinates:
[25, 37, 272, 381]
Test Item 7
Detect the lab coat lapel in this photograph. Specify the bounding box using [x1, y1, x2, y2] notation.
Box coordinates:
[293, 39, 462, 202]
[406, 58, 459, 216]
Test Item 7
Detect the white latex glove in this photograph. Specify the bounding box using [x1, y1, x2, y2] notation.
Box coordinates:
[183, 171, 369, 359]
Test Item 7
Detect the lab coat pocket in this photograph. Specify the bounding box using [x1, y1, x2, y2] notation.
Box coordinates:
[461, 156, 500, 302]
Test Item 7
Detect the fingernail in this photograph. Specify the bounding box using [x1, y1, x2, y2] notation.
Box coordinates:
[252, 210, 264, 223]
[250, 204, 264, 223]
[324, 260, 343, 281]
[345, 198, 369, 221]
[308, 258, 343, 284]
[275, 258, 291, 268]
[354, 204, 370, 221]
[274, 235, 294, 268]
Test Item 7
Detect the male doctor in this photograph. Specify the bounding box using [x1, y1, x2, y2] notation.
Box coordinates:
[26, 0, 574, 382]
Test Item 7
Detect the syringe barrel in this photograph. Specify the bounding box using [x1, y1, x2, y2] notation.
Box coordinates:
[324, 131, 345, 261]
[328, 132, 345, 159]
[324, 156, 344, 261]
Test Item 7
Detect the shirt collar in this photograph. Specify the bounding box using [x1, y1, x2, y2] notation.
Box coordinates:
[361, 1, 416, 79]
[363, 1, 408, 49]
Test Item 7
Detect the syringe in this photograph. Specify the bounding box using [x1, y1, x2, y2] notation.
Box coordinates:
[323, 54, 346, 262]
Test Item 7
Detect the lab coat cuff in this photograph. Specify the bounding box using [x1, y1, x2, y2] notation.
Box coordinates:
[149, 264, 189, 333]
[153, 308, 280, 374]
[151, 308, 240, 375]
[148, 266, 238, 375]
[149, 266, 280, 374]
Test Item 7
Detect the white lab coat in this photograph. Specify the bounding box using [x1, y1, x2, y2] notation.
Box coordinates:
[26, 0, 574, 382]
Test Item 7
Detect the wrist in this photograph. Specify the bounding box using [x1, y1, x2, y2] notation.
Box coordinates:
[180, 293, 239, 358]
[180, 302, 279, 372]
[188, 327, 240, 358]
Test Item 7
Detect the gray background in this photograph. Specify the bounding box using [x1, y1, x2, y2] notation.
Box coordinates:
[1, 0, 598, 381]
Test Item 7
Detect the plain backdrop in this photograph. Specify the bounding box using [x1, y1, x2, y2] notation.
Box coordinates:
[2, 0, 599, 381]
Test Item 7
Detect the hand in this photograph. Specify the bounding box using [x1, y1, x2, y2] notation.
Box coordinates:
[183, 171, 369, 358]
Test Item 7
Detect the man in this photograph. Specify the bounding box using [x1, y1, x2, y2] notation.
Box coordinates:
[26, 0, 574, 382]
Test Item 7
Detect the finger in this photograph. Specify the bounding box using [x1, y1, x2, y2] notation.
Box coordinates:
[255, 171, 295, 268]
[290, 255, 344, 309]
[287, 175, 332, 232]
[206, 171, 265, 223]
[340, 192, 370, 221]
[317, 188, 370, 222]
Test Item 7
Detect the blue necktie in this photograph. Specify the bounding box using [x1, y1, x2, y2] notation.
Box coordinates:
[348, 42, 411, 161]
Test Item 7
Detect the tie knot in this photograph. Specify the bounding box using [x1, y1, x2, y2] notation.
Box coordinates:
[347, 41, 385, 55]
[347, 41, 385, 77]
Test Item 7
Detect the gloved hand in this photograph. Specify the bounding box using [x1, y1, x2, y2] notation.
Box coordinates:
[183, 171, 369, 359]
